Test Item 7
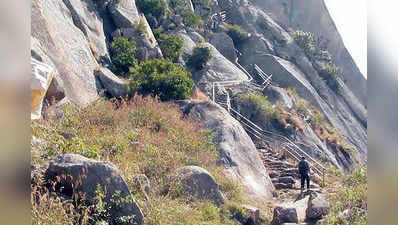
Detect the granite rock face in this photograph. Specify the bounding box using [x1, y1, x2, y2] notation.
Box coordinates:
[182, 101, 275, 204]
[32, 0, 100, 105]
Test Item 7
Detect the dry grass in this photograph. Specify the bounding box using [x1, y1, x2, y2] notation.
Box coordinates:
[31, 95, 258, 224]
[289, 114, 305, 131]
[191, 87, 209, 101]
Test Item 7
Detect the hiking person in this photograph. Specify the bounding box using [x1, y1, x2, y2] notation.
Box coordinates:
[298, 156, 310, 191]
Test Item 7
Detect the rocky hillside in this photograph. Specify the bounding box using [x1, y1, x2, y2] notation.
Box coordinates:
[31, 0, 367, 224]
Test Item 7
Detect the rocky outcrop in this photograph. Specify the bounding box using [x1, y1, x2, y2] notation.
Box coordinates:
[213, 0, 367, 166]
[95, 67, 130, 98]
[175, 166, 225, 205]
[306, 193, 330, 220]
[252, 0, 367, 105]
[32, 0, 100, 105]
[177, 32, 249, 94]
[271, 206, 298, 225]
[108, 0, 140, 28]
[182, 100, 275, 204]
[45, 154, 143, 225]
[209, 32, 237, 62]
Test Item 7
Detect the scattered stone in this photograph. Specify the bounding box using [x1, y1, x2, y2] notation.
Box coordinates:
[58, 131, 77, 140]
[175, 166, 226, 206]
[306, 193, 330, 220]
[271, 206, 298, 225]
[95, 67, 130, 98]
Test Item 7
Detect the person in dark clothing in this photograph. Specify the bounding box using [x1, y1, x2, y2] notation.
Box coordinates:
[298, 156, 310, 191]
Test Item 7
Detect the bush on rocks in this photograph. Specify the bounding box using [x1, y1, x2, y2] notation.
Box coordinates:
[187, 45, 213, 70]
[130, 59, 194, 100]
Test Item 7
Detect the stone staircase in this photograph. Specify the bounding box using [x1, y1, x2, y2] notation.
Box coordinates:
[258, 148, 321, 192]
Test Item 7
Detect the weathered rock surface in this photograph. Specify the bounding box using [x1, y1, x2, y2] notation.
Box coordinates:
[95, 67, 130, 98]
[32, 0, 99, 105]
[45, 154, 143, 225]
[209, 32, 237, 62]
[175, 166, 225, 205]
[306, 193, 330, 220]
[214, 0, 367, 168]
[253, 0, 367, 105]
[271, 206, 298, 225]
[108, 0, 140, 28]
[182, 101, 275, 204]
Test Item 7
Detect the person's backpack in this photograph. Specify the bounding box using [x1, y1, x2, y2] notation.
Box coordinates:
[298, 160, 309, 174]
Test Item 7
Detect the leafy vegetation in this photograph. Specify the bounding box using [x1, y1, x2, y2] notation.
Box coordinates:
[286, 88, 357, 158]
[157, 34, 184, 61]
[187, 45, 213, 70]
[292, 30, 343, 92]
[236, 93, 304, 133]
[292, 30, 318, 57]
[110, 37, 137, 76]
[136, 0, 168, 19]
[192, 0, 211, 9]
[130, 59, 194, 100]
[319, 62, 342, 92]
[326, 167, 367, 225]
[182, 11, 203, 28]
[222, 24, 250, 46]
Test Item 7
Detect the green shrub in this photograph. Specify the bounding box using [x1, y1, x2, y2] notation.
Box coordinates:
[237, 93, 275, 117]
[130, 59, 194, 100]
[182, 11, 203, 28]
[110, 37, 137, 75]
[157, 34, 184, 61]
[319, 62, 342, 92]
[168, 0, 190, 11]
[136, 0, 168, 19]
[187, 45, 213, 70]
[192, 0, 211, 8]
[222, 24, 249, 46]
[292, 30, 317, 56]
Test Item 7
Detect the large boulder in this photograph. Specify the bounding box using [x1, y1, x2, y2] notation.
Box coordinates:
[175, 166, 226, 205]
[32, 0, 99, 105]
[183, 101, 275, 205]
[306, 193, 330, 220]
[45, 154, 143, 225]
[108, 0, 140, 28]
[95, 67, 130, 98]
[271, 206, 298, 225]
[192, 43, 250, 95]
[209, 32, 237, 62]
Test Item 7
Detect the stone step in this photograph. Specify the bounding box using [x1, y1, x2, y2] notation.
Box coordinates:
[274, 182, 294, 189]
[272, 176, 296, 185]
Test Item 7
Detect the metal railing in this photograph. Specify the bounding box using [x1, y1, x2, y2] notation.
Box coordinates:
[209, 61, 326, 186]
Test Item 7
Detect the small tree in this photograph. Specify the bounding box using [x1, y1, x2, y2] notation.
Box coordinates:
[187, 45, 212, 70]
[157, 34, 184, 62]
[320, 63, 342, 92]
[182, 11, 203, 28]
[130, 59, 194, 100]
[136, 0, 168, 19]
[110, 37, 137, 76]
